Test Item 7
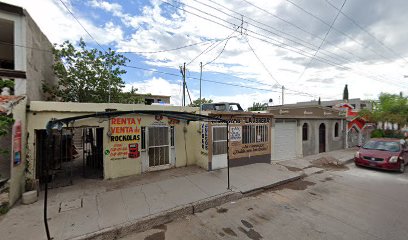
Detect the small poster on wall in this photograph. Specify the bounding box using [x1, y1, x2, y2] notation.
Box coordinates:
[229, 126, 242, 142]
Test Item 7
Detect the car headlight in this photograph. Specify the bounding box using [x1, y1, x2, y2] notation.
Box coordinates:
[389, 156, 399, 163]
[354, 152, 360, 158]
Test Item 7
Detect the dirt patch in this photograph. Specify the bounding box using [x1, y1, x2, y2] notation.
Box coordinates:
[241, 220, 254, 228]
[308, 192, 317, 196]
[223, 227, 238, 237]
[144, 231, 165, 240]
[238, 227, 263, 240]
[285, 166, 302, 172]
[248, 207, 254, 211]
[320, 177, 334, 182]
[311, 156, 349, 171]
[217, 207, 228, 213]
[273, 179, 316, 191]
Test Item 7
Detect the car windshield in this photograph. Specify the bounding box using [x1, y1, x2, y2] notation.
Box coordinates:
[362, 140, 400, 152]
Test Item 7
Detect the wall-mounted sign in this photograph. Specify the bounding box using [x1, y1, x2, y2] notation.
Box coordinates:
[108, 117, 141, 160]
[201, 123, 208, 151]
[229, 126, 242, 142]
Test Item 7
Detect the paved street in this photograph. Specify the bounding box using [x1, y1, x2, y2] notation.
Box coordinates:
[122, 164, 408, 240]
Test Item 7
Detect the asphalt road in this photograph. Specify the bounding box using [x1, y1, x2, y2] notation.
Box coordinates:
[121, 164, 408, 240]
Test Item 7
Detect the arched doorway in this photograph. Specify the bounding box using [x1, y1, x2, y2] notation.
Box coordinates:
[319, 123, 326, 153]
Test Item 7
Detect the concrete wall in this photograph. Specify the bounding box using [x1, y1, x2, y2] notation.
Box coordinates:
[301, 119, 345, 156]
[24, 11, 56, 101]
[0, 9, 56, 100]
[27, 102, 201, 180]
[9, 98, 27, 205]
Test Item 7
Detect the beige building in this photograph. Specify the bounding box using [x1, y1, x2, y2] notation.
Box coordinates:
[26, 102, 207, 184]
[198, 112, 274, 170]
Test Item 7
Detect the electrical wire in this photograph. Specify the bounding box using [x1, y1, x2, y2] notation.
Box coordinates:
[58, 0, 106, 52]
[296, 0, 347, 81]
[118, 38, 215, 54]
[186, 27, 238, 66]
[203, 34, 233, 67]
[246, 39, 281, 86]
[161, 0, 408, 88]
[283, 0, 393, 62]
[324, 0, 408, 64]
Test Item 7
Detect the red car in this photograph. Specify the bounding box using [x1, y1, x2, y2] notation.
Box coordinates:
[354, 138, 408, 173]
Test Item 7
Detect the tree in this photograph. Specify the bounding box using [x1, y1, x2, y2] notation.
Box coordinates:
[358, 93, 408, 130]
[318, 97, 321, 105]
[189, 98, 213, 107]
[43, 39, 142, 103]
[248, 102, 268, 111]
[343, 84, 349, 102]
[0, 114, 14, 155]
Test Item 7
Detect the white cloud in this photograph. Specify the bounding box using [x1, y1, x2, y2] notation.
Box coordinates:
[4, 0, 408, 107]
[124, 77, 185, 106]
[2, 0, 123, 45]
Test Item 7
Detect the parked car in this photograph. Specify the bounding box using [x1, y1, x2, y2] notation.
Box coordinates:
[201, 102, 243, 112]
[354, 138, 408, 173]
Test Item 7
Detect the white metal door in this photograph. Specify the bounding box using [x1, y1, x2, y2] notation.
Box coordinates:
[147, 126, 170, 170]
[212, 126, 228, 170]
[274, 121, 297, 160]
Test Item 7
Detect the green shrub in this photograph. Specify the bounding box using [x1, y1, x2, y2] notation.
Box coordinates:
[371, 129, 385, 138]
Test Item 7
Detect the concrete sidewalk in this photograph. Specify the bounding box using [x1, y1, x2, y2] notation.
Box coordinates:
[0, 149, 355, 240]
[0, 163, 302, 240]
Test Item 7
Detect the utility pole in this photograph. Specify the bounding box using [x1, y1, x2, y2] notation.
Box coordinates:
[199, 62, 202, 114]
[180, 63, 186, 106]
[281, 85, 285, 105]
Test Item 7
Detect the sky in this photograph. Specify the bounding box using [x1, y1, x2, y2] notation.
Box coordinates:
[4, 0, 408, 108]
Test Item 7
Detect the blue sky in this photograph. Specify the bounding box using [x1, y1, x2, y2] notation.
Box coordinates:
[5, 0, 408, 108]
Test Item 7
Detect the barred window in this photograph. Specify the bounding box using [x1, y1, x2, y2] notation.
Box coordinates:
[212, 126, 227, 155]
[242, 125, 268, 144]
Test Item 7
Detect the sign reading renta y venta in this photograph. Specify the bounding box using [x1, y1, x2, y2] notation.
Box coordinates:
[107, 117, 142, 160]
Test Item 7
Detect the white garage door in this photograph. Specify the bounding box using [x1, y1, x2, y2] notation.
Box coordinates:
[274, 121, 297, 160]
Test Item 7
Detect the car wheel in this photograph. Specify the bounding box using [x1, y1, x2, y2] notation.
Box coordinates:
[399, 161, 405, 173]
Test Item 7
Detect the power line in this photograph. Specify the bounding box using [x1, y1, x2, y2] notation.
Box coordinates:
[296, 0, 347, 81]
[186, 27, 238, 66]
[161, 0, 408, 88]
[58, 0, 106, 52]
[324, 0, 408, 64]
[283, 0, 393, 62]
[201, 0, 352, 65]
[203, 34, 234, 67]
[56, 0, 322, 100]
[246, 39, 281, 86]
[117, 38, 216, 54]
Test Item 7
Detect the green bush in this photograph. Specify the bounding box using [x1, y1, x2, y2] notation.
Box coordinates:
[371, 129, 385, 138]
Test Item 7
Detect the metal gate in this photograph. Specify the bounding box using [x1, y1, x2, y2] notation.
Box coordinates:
[147, 126, 170, 170]
[35, 127, 103, 188]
